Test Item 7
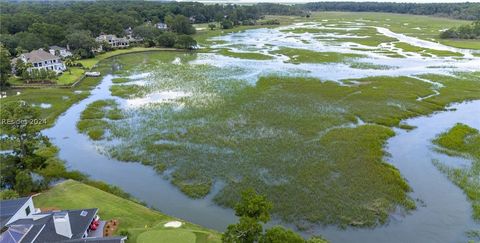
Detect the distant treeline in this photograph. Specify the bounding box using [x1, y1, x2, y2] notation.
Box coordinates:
[301, 2, 480, 20]
[0, 1, 299, 56]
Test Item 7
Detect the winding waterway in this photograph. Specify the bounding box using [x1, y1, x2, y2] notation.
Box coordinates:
[42, 24, 480, 243]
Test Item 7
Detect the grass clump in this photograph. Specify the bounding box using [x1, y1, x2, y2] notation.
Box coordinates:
[110, 85, 144, 98]
[112, 77, 131, 83]
[77, 99, 123, 140]
[272, 47, 365, 64]
[349, 62, 396, 70]
[218, 49, 273, 60]
[432, 123, 480, 221]
[395, 42, 463, 57]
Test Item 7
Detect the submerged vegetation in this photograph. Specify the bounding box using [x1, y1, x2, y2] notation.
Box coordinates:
[432, 123, 480, 221]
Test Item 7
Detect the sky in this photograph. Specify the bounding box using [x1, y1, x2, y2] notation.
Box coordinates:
[176, 0, 480, 3]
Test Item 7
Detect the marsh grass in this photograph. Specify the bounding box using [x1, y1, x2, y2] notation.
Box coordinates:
[394, 42, 463, 57]
[432, 123, 480, 221]
[72, 13, 480, 229]
[94, 48, 480, 228]
[110, 85, 145, 98]
[217, 49, 273, 60]
[349, 62, 396, 70]
[77, 99, 123, 140]
[112, 77, 131, 83]
[272, 47, 365, 63]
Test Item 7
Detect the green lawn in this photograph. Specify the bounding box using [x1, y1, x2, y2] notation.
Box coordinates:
[137, 230, 197, 243]
[57, 67, 85, 85]
[34, 180, 222, 243]
[78, 47, 174, 69]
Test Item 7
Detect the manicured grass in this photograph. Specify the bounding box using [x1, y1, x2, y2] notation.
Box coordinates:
[137, 230, 197, 243]
[34, 180, 221, 243]
[78, 47, 172, 69]
[272, 47, 365, 63]
[432, 124, 480, 221]
[57, 67, 85, 85]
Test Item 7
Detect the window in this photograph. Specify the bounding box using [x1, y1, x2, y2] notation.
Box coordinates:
[25, 206, 31, 216]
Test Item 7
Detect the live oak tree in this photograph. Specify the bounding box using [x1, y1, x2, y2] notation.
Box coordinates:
[1, 101, 43, 158]
[222, 189, 328, 243]
[0, 44, 11, 87]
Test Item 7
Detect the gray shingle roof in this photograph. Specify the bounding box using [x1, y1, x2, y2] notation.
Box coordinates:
[0, 197, 30, 227]
[9, 208, 98, 243]
[22, 49, 60, 63]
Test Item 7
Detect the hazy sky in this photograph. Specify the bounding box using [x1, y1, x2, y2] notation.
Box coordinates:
[176, 0, 480, 3]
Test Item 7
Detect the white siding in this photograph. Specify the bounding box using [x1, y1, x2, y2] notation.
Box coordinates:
[6, 197, 35, 225]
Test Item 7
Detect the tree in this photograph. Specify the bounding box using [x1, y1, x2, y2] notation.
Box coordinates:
[175, 35, 197, 50]
[234, 188, 273, 223]
[15, 171, 33, 196]
[259, 226, 304, 243]
[208, 23, 216, 30]
[133, 24, 161, 47]
[165, 14, 196, 35]
[223, 217, 263, 243]
[0, 44, 11, 87]
[0, 189, 19, 200]
[156, 32, 177, 48]
[221, 20, 234, 29]
[65, 30, 98, 58]
[0, 101, 43, 157]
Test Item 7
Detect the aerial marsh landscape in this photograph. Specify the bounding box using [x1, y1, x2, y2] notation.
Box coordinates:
[40, 12, 480, 242]
[2, 5, 480, 243]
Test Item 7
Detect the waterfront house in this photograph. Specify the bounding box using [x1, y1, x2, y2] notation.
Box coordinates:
[0, 197, 126, 243]
[96, 34, 130, 49]
[49, 46, 73, 58]
[18, 49, 66, 74]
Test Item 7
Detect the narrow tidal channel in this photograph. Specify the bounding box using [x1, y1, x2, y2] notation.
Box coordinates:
[43, 72, 479, 243]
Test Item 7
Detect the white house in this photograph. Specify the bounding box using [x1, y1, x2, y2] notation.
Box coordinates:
[49, 46, 73, 58]
[19, 49, 66, 74]
[96, 34, 129, 49]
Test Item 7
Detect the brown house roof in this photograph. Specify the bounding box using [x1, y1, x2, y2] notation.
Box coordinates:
[22, 49, 60, 63]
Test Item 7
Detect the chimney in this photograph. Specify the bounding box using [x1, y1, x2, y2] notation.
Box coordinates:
[53, 212, 73, 238]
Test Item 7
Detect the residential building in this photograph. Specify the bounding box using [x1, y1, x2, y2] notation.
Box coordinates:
[0, 197, 126, 243]
[18, 49, 66, 74]
[155, 22, 168, 30]
[95, 34, 129, 49]
[48, 46, 73, 58]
